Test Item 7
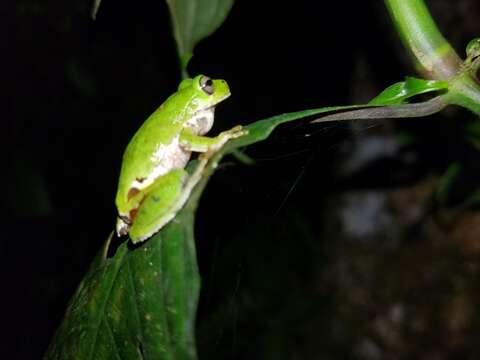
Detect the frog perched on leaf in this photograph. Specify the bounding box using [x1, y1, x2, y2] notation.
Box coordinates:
[115, 75, 246, 243]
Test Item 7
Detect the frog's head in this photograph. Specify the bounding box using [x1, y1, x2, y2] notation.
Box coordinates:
[179, 74, 231, 111]
[178, 75, 231, 135]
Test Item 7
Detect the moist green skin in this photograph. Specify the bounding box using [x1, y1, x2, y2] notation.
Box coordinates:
[114, 74, 242, 242]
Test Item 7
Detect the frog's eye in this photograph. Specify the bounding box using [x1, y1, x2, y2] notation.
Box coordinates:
[200, 76, 215, 95]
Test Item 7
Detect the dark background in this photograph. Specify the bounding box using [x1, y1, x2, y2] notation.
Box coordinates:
[5, 0, 480, 358]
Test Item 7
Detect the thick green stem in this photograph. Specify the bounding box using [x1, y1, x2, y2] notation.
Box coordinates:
[448, 74, 480, 115]
[384, 0, 462, 80]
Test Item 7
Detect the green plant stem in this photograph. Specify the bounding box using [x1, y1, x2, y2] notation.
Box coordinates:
[384, 0, 462, 80]
[448, 74, 480, 115]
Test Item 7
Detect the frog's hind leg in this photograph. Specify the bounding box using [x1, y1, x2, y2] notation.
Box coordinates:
[129, 169, 188, 243]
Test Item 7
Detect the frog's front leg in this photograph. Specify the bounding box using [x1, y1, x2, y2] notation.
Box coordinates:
[179, 125, 246, 153]
[128, 169, 188, 243]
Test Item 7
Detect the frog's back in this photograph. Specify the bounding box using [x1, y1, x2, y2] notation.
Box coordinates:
[127, 97, 187, 159]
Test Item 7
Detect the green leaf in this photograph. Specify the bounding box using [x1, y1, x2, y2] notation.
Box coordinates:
[165, 0, 235, 75]
[369, 77, 448, 105]
[45, 210, 201, 359]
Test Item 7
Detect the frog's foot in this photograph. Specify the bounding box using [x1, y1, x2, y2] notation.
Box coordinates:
[211, 125, 248, 152]
[220, 125, 247, 139]
[116, 215, 131, 237]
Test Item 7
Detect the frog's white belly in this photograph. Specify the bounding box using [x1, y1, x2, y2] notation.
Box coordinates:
[132, 135, 191, 190]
